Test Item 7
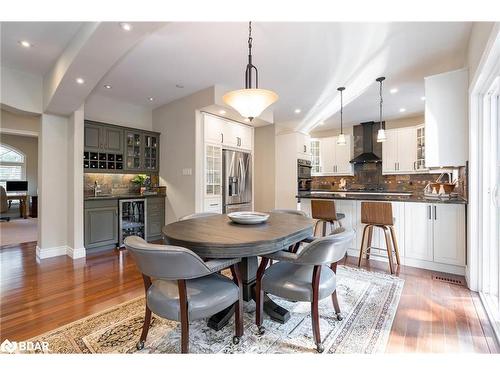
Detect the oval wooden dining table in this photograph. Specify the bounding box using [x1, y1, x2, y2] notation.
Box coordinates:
[162, 212, 315, 330]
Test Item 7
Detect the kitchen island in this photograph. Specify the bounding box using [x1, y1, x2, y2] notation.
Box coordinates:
[297, 191, 467, 275]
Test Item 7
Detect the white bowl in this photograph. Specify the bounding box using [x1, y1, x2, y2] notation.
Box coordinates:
[227, 211, 270, 225]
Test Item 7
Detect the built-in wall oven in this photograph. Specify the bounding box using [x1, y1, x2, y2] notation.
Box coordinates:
[297, 159, 312, 193]
[119, 198, 146, 247]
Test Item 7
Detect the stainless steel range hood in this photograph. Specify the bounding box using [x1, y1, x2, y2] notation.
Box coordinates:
[350, 121, 382, 164]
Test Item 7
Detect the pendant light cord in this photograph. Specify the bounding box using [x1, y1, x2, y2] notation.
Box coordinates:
[379, 79, 384, 129]
[245, 21, 258, 89]
[340, 89, 343, 133]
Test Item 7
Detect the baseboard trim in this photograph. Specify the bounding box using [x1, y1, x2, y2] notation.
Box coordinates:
[67, 246, 86, 259]
[347, 248, 466, 276]
[36, 245, 68, 259]
[36, 245, 86, 259]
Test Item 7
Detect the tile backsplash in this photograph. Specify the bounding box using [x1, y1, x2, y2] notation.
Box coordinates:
[312, 163, 467, 197]
[84, 173, 159, 196]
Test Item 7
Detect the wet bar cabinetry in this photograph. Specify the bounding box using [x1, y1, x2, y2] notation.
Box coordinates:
[84, 120, 159, 173]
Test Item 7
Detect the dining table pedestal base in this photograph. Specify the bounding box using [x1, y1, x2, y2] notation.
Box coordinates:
[207, 256, 291, 331]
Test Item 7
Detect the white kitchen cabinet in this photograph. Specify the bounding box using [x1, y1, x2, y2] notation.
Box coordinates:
[404, 202, 433, 261]
[382, 129, 398, 173]
[404, 202, 465, 267]
[334, 200, 357, 247]
[319, 138, 335, 174]
[382, 128, 417, 174]
[204, 196, 222, 213]
[296, 132, 311, 159]
[425, 68, 468, 167]
[433, 204, 466, 266]
[204, 114, 223, 144]
[312, 136, 353, 176]
[203, 113, 253, 151]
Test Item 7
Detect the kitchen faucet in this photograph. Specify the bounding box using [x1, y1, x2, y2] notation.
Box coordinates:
[94, 180, 101, 197]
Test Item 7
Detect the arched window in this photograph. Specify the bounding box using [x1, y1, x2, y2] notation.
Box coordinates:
[0, 144, 26, 189]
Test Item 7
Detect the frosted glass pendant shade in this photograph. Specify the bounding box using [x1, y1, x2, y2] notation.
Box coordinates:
[223, 88, 278, 119]
[377, 128, 387, 142]
[337, 133, 347, 145]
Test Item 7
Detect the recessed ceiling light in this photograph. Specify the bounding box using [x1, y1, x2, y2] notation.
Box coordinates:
[76, 77, 85, 85]
[18, 40, 32, 48]
[148, 97, 154, 102]
[421, 96, 426, 101]
[244, 118, 250, 122]
[319, 121, 325, 125]
[219, 110, 226, 115]
[390, 88, 398, 94]
[104, 84, 112, 89]
[175, 84, 184, 89]
[119, 23, 132, 31]
[399, 108, 406, 113]
[294, 108, 301, 114]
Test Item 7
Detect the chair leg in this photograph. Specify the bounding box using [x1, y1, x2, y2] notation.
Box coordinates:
[136, 274, 152, 350]
[331, 290, 343, 321]
[255, 257, 269, 334]
[358, 225, 369, 267]
[366, 225, 373, 260]
[311, 265, 323, 352]
[389, 226, 401, 266]
[383, 227, 394, 274]
[178, 279, 189, 353]
[230, 264, 243, 343]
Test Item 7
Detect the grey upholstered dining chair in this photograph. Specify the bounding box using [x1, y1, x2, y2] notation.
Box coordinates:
[178, 212, 219, 221]
[255, 229, 355, 353]
[124, 236, 243, 353]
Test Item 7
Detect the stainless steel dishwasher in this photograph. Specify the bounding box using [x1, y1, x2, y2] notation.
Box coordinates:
[119, 198, 147, 247]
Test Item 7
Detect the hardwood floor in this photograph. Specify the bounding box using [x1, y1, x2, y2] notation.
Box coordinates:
[0, 241, 498, 353]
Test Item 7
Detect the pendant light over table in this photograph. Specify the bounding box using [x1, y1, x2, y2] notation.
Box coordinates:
[336, 86, 346, 146]
[376, 76, 387, 142]
[223, 22, 279, 121]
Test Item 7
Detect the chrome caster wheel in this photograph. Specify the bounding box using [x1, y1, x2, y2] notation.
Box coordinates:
[257, 326, 266, 335]
[232, 336, 240, 345]
[136, 341, 145, 350]
[336, 313, 343, 321]
[316, 344, 324, 353]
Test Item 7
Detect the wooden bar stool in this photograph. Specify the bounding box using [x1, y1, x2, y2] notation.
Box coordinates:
[311, 200, 345, 237]
[358, 202, 401, 274]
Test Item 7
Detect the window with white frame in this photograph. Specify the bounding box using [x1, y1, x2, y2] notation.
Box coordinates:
[0, 144, 26, 189]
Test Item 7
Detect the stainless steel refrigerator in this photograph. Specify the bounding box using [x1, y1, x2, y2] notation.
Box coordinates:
[222, 149, 252, 213]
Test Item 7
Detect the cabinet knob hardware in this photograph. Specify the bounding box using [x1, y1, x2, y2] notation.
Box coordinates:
[434, 206, 437, 220]
[428, 205, 431, 220]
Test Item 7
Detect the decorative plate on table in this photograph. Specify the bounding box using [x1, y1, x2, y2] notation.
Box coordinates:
[227, 211, 270, 224]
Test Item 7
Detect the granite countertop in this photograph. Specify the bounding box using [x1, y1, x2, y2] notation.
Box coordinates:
[297, 191, 467, 204]
[84, 193, 166, 201]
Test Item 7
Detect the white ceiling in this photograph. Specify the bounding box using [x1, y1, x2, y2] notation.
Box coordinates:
[95, 22, 472, 131]
[1, 22, 84, 75]
[0, 22, 472, 132]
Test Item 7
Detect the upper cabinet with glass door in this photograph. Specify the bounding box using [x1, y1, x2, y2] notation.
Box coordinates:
[143, 133, 159, 172]
[310, 136, 354, 176]
[125, 131, 142, 170]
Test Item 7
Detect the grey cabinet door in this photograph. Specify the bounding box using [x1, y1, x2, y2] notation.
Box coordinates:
[104, 127, 123, 153]
[146, 197, 165, 239]
[84, 207, 118, 248]
[84, 124, 102, 151]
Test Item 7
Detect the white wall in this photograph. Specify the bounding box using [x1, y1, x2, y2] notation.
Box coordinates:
[467, 22, 495, 85]
[0, 66, 43, 115]
[0, 108, 40, 135]
[37, 114, 69, 258]
[254, 124, 276, 211]
[67, 106, 85, 258]
[153, 87, 214, 223]
[85, 93, 152, 130]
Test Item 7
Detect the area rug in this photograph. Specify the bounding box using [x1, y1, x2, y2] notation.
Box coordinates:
[27, 266, 404, 354]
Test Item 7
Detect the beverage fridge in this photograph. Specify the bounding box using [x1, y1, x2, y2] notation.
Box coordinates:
[119, 198, 146, 246]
